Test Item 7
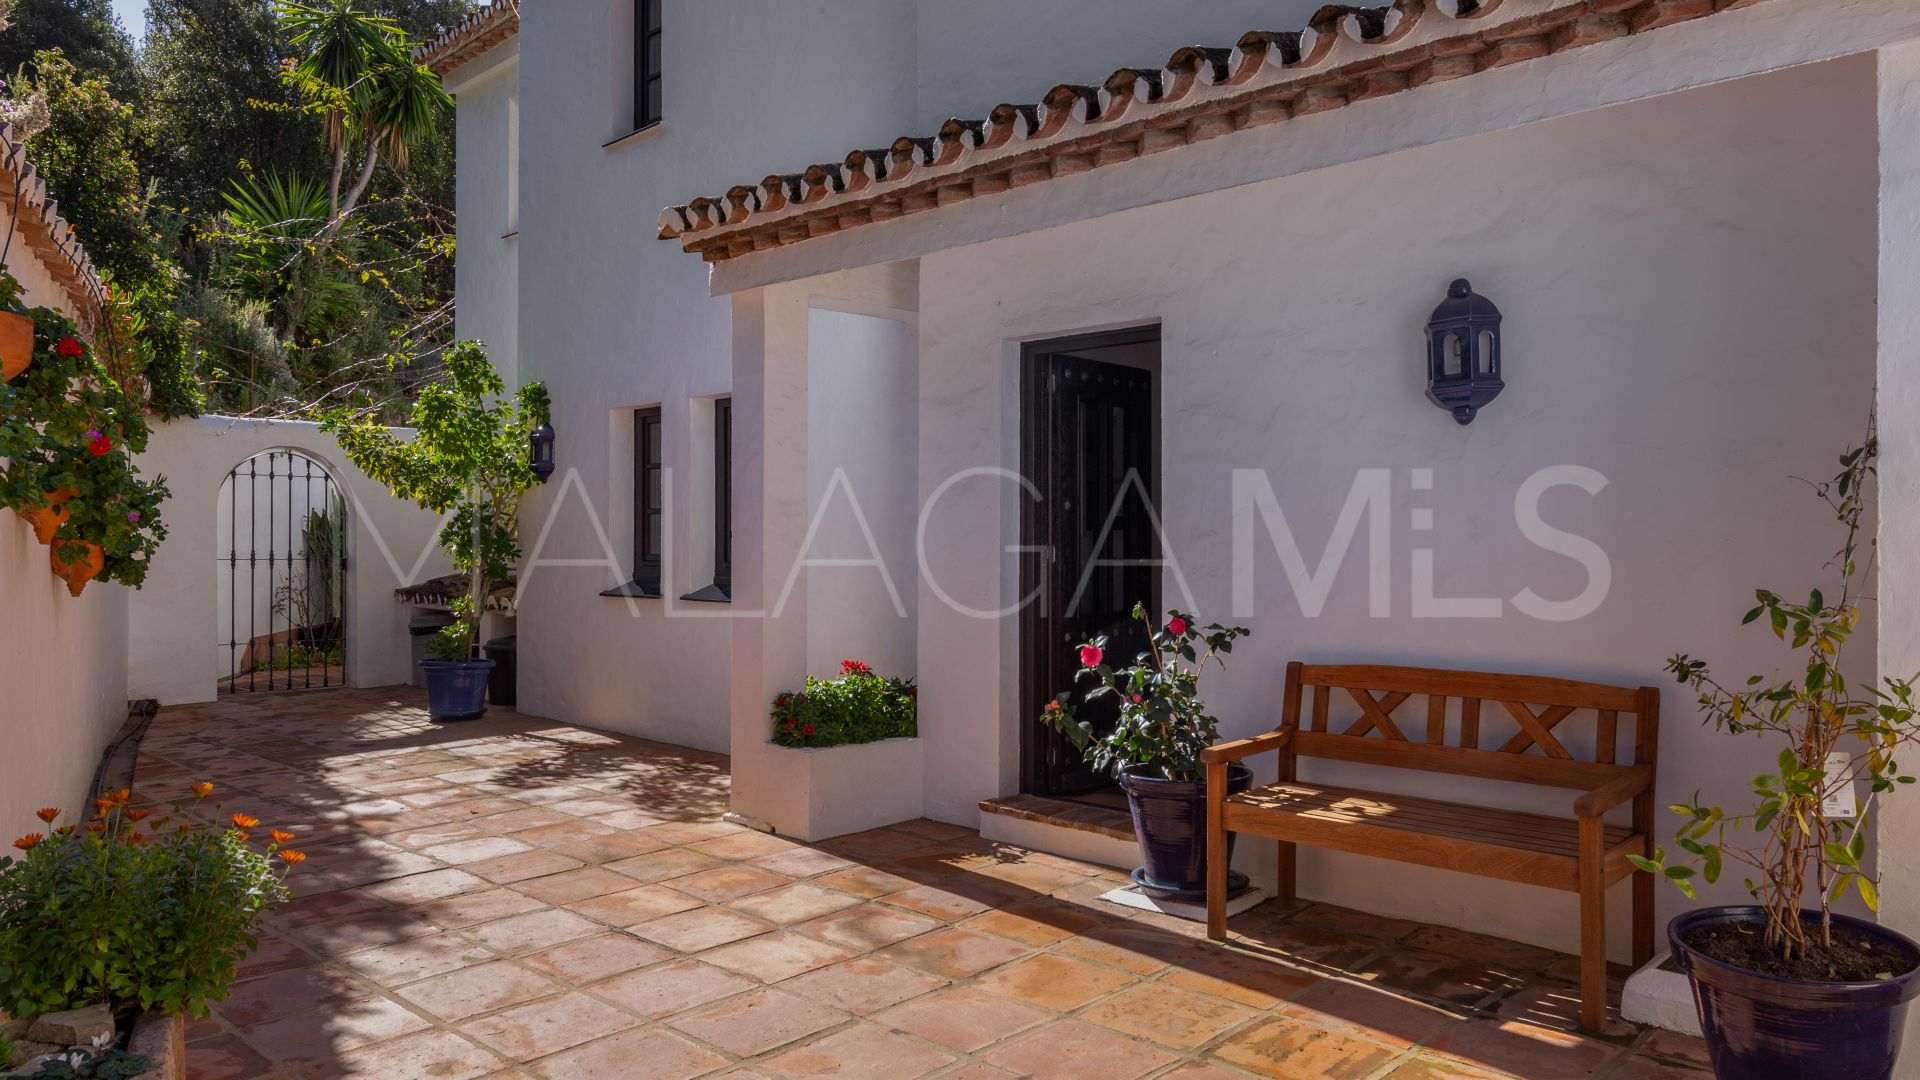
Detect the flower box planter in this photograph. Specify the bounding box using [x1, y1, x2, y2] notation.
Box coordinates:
[744, 737, 924, 841]
[0, 310, 32, 382]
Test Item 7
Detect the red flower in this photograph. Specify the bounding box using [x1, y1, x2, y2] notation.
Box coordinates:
[88, 432, 111, 457]
[1131, 694, 1143, 704]
[1166, 617, 1188, 636]
[804, 724, 815, 736]
[1079, 645, 1103, 668]
[840, 659, 873, 677]
[55, 337, 83, 357]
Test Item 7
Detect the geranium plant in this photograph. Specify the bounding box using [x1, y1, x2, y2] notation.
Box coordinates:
[1637, 420, 1920, 972]
[321, 341, 548, 661]
[771, 659, 917, 748]
[1041, 606, 1249, 781]
[0, 783, 300, 1021]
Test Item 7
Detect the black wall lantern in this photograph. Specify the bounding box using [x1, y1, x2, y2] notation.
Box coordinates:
[1424, 278, 1503, 425]
[529, 421, 556, 483]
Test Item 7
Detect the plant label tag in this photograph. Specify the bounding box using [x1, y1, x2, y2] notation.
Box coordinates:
[1822, 752, 1857, 819]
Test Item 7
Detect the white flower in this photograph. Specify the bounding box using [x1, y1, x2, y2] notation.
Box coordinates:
[1, 91, 49, 141]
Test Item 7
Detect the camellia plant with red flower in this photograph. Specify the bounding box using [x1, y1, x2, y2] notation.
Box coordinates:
[1041, 605, 1250, 781]
[0, 781, 298, 1021]
[771, 659, 917, 749]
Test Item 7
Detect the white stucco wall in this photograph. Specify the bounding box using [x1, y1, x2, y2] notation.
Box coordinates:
[129, 417, 451, 705]
[0, 202, 129, 841]
[907, 56, 1878, 959]
[447, 41, 520, 388]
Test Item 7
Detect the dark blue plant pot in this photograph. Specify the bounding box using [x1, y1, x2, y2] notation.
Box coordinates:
[1119, 763, 1252, 901]
[1670, 906, 1920, 1080]
[420, 659, 496, 721]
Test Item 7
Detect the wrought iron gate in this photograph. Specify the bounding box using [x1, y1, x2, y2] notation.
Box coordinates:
[220, 450, 348, 693]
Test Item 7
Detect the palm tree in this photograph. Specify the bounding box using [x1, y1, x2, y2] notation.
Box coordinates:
[275, 1, 450, 233]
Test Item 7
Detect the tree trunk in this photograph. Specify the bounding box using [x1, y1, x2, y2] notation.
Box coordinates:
[328, 135, 382, 235]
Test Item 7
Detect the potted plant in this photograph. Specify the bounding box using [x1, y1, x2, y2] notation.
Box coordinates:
[0, 784, 300, 1073]
[322, 341, 548, 720]
[1636, 421, 1920, 1080]
[0, 271, 35, 383]
[1042, 606, 1252, 899]
[771, 659, 917, 748]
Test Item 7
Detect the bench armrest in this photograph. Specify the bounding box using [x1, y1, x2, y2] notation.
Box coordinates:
[1573, 765, 1654, 818]
[1200, 729, 1292, 765]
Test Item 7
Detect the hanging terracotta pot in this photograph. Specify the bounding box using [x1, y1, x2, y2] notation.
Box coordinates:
[18, 487, 77, 545]
[50, 540, 103, 597]
[0, 310, 32, 381]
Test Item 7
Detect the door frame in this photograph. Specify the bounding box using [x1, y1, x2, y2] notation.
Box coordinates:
[1017, 325, 1162, 798]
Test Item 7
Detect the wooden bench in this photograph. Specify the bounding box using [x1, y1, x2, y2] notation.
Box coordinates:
[1202, 662, 1659, 1032]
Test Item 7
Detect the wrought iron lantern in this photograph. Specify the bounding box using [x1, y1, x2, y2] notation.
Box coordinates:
[1424, 278, 1503, 425]
[528, 421, 556, 483]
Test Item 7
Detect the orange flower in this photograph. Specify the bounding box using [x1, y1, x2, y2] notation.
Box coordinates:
[277, 849, 306, 866]
[230, 812, 260, 829]
[111, 789, 130, 804]
[176, 823, 190, 834]
[124, 808, 151, 822]
[93, 798, 113, 817]
[270, 830, 296, 845]
[12, 833, 42, 851]
[85, 822, 105, 833]
[191, 781, 214, 799]
[34, 807, 58, 823]
[124, 831, 148, 846]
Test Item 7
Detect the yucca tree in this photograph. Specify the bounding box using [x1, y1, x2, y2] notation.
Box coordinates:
[275, 0, 450, 233]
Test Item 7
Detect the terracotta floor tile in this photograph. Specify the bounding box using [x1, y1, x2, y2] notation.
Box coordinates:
[729, 883, 864, 925]
[460, 992, 638, 1059]
[570, 884, 705, 926]
[414, 888, 549, 929]
[1602, 1054, 1715, 1079]
[876, 987, 1051, 1052]
[1211, 1017, 1401, 1080]
[512, 819, 619, 849]
[1351, 947, 1527, 1008]
[422, 836, 536, 864]
[270, 889, 392, 930]
[590, 958, 756, 1017]
[387, 821, 491, 849]
[973, 953, 1134, 1011]
[702, 929, 854, 982]
[761, 1022, 956, 1080]
[358, 867, 491, 905]
[796, 904, 941, 953]
[1160, 948, 1328, 1008]
[877, 927, 1029, 979]
[235, 935, 319, 979]
[471, 806, 573, 834]
[1380, 1057, 1513, 1079]
[669, 987, 849, 1057]
[1158, 1062, 1270, 1080]
[1495, 980, 1630, 1038]
[691, 830, 808, 860]
[589, 808, 670, 831]
[531, 1026, 730, 1080]
[633, 907, 775, 952]
[523, 932, 672, 984]
[537, 829, 672, 865]
[239, 994, 433, 1066]
[1052, 923, 1196, 976]
[1232, 922, 1387, 971]
[608, 848, 728, 883]
[467, 907, 603, 954]
[319, 1028, 503, 1080]
[640, 820, 743, 845]
[1636, 1029, 1713, 1071]
[813, 865, 918, 898]
[183, 1032, 276, 1080]
[751, 847, 858, 879]
[781, 957, 949, 1015]
[215, 966, 368, 1027]
[466, 849, 585, 884]
[397, 959, 563, 1020]
[882, 882, 1018, 923]
[963, 899, 1108, 947]
[551, 796, 641, 817]
[668, 864, 794, 902]
[514, 866, 639, 905]
[982, 1019, 1179, 1080]
[340, 932, 499, 987]
[1427, 1016, 1621, 1078]
[1276, 980, 1462, 1050]
[1080, 982, 1257, 1049]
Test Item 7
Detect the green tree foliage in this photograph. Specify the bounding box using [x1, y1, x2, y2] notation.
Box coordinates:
[0, 0, 132, 89]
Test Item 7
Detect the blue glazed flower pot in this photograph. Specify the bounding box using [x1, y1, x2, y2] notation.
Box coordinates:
[1119, 763, 1252, 900]
[1670, 906, 1920, 1080]
[420, 659, 496, 721]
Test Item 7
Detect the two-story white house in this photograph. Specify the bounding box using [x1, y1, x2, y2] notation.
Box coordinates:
[423, 0, 1920, 971]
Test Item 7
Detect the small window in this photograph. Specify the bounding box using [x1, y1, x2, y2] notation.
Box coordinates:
[683, 397, 732, 603]
[619, 406, 664, 597]
[635, 0, 662, 129]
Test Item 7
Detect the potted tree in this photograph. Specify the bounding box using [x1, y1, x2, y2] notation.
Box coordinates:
[1042, 606, 1252, 899]
[1637, 420, 1920, 1080]
[322, 341, 547, 720]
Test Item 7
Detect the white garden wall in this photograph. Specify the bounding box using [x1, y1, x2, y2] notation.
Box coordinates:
[907, 56, 1877, 960]
[129, 416, 451, 705]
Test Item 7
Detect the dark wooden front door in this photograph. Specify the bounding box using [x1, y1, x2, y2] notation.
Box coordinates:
[1019, 329, 1159, 797]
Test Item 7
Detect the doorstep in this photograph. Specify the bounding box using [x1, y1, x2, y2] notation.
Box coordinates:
[978, 795, 1138, 871]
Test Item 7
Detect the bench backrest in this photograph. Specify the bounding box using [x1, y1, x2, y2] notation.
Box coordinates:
[1280, 662, 1659, 790]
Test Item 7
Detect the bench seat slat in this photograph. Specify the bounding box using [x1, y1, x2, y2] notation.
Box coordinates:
[1222, 782, 1639, 891]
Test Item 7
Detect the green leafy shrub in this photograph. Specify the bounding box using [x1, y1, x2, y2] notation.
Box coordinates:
[0, 784, 300, 1020]
[771, 660, 917, 748]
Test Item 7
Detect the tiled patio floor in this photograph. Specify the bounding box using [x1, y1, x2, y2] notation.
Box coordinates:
[133, 688, 1707, 1080]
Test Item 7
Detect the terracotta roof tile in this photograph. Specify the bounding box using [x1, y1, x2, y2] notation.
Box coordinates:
[415, 0, 519, 77]
[660, 0, 1766, 263]
[0, 124, 104, 334]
